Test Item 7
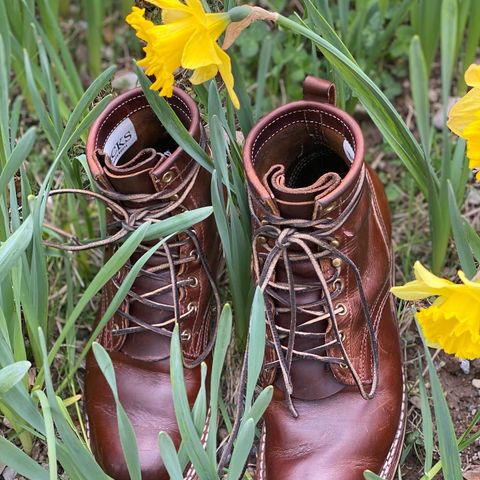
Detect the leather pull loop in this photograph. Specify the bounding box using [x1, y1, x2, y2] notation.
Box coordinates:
[303, 75, 336, 105]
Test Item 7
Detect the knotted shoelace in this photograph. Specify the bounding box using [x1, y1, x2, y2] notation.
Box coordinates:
[250, 173, 379, 416]
[46, 161, 221, 367]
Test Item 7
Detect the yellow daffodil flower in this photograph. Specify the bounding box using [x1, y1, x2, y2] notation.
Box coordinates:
[391, 261, 480, 359]
[126, 0, 240, 108]
[448, 64, 480, 181]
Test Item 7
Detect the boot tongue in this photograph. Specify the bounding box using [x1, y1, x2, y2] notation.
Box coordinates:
[263, 164, 341, 219]
[97, 148, 171, 195]
[262, 164, 345, 400]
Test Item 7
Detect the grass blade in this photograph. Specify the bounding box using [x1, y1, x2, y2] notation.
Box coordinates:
[158, 432, 184, 480]
[0, 127, 36, 193]
[92, 342, 142, 480]
[254, 36, 272, 120]
[447, 181, 476, 278]
[34, 390, 57, 480]
[207, 304, 233, 461]
[0, 216, 33, 284]
[170, 324, 219, 480]
[245, 287, 266, 410]
[418, 358, 434, 473]
[227, 418, 254, 480]
[0, 360, 30, 394]
[409, 36, 431, 157]
[0, 437, 49, 480]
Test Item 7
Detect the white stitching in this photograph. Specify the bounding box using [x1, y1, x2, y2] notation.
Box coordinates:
[380, 367, 407, 477]
[96, 93, 191, 150]
[251, 109, 356, 165]
[95, 93, 144, 148]
[257, 422, 266, 480]
[183, 408, 211, 480]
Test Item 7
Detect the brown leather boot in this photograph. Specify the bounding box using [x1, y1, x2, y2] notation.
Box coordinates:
[84, 87, 220, 479]
[244, 77, 406, 480]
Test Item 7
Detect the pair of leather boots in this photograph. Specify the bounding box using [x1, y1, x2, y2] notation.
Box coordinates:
[84, 76, 406, 480]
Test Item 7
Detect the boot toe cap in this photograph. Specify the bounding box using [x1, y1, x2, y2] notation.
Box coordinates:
[85, 351, 199, 480]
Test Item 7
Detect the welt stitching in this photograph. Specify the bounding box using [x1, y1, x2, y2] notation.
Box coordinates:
[258, 424, 266, 480]
[380, 368, 406, 476]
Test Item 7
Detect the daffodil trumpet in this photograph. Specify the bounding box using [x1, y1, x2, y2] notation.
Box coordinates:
[126, 1, 277, 110]
[391, 262, 480, 360]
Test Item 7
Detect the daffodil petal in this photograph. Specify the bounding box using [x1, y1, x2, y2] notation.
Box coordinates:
[206, 13, 231, 40]
[391, 262, 457, 300]
[147, 0, 189, 12]
[182, 29, 220, 68]
[447, 88, 480, 136]
[190, 64, 218, 84]
[162, 8, 191, 23]
[185, 0, 207, 20]
[215, 45, 239, 109]
[458, 271, 480, 292]
[465, 64, 480, 88]
[390, 280, 441, 300]
[126, 7, 156, 42]
[413, 261, 453, 290]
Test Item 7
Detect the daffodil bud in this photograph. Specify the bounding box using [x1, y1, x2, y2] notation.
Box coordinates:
[223, 6, 278, 50]
[227, 5, 252, 22]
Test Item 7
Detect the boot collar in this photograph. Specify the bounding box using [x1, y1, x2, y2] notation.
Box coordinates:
[86, 87, 201, 195]
[244, 99, 365, 221]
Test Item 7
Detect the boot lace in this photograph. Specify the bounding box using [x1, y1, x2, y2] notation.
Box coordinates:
[45, 161, 221, 367]
[250, 176, 379, 416]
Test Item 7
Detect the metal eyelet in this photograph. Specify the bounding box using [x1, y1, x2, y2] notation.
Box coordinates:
[336, 303, 348, 316]
[332, 258, 342, 268]
[180, 329, 192, 341]
[170, 193, 179, 201]
[325, 201, 337, 213]
[330, 238, 340, 248]
[339, 363, 349, 370]
[162, 170, 174, 184]
[187, 302, 198, 314]
[339, 330, 346, 342]
[257, 235, 267, 244]
[189, 276, 199, 288]
[189, 250, 199, 262]
[333, 278, 344, 292]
